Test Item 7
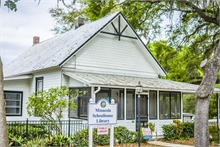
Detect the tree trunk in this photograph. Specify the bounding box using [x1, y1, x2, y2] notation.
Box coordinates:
[0, 57, 9, 147]
[194, 42, 220, 147]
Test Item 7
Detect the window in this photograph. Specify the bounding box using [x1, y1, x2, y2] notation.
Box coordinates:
[35, 77, 43, 93]
[69, 87, 91, 119]
[96, 88, 124, 120]
[159, 91, 181, 119]
[4, 91, 22, 116]
[126, 89, 135, 119]
[149, 91, 157, 119]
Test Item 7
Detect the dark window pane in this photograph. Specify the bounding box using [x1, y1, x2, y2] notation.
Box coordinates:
[171, 92, 181, 119]
[4, 91, 22, 116]
[96, 88, 124, 120]
[149, 91, 157, 119]
[70, 87, 91, 118]
[159, 92, 170, 119]
[35, 77, 43, 92]
[126, 89, 135, 119]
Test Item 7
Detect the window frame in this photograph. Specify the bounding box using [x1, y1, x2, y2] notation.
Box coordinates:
[95, 88, 125, 120]
[35, 77, 44, 93]
[126, 89, 135, 120]
[69, 87, 91, 119]
[149, 90, 157, 120]
[159, 91, 181, 120]
[4, 91, 23, 116]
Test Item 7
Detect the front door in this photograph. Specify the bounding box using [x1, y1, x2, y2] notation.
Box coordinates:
[136, 94, 148, 131]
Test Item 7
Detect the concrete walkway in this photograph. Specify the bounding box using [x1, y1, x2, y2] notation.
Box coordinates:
[148, 141, 194, 147]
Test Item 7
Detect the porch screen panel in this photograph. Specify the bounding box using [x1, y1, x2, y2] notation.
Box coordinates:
[126, 89, 135, 119]
[159, 91, 181, 119]
[96, 88, 124, 120]
[96, 91, 109, 102]
[171, 92, 181, 119]
[111, 89, 124, 120]
[159, 92, 170, 119]
[149, 91, 157, 119]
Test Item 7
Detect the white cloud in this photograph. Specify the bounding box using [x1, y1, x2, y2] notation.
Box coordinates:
[0, 0, 59, 66]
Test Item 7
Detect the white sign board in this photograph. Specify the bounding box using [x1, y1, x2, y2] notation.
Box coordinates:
[88, 99, 117, 125]
[97, 125, 108, 135]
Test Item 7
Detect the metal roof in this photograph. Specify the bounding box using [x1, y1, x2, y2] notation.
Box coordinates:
[63, 71, 220, 93]
[3, 12, 121, 77]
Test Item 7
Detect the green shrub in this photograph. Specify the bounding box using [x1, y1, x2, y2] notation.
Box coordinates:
[45, 134, 73, 147]
[72, 129, 89, 146]
[162, 124, 175, 140]
[209, 125, 219, 144]
[72, 126, 141, 146]
[8, 122, 51, 140]
[181, 122, 194, 139]
[162, 120, 194, 140]
[8, 133, 27, 146]
[22, 137, 46, 147]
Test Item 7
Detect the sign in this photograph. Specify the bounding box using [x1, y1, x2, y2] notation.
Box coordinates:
[88, 99, 117, 125]
[97, 125, 108, 135]
[142, 128, 152, 139]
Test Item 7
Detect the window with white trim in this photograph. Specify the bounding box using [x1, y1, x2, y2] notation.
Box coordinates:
[35, 77, 43, 93]
[149, 91, 157, 119]
[159, 91, 181, 119]
[4, 91, 22, 116]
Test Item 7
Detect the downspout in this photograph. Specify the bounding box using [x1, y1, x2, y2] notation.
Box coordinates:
[94, 87, 101, 94]
[91, 87, 101, 102]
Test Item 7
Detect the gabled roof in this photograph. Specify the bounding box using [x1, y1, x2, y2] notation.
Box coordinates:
[4, 12, 166, 78]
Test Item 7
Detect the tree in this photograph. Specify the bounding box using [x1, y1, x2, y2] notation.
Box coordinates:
[0, 58, 9, 147]
[49, 1, 220, 146]
[27, 86, 78, 134]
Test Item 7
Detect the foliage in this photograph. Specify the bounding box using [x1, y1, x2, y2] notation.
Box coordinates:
[22, 137, 46, 147]
[209, 125, 219, 145]
[48, 1, 220, 60]
[7, 122, 51, 139]
[182, 94, 196, 114]
[8, 133, 27, 146]
[113, 126, 138, 143]
[148, 40, 203, 83]
[162, 120, 194, 140]
[27, 86, 77, 134]
[147, 122, 155, 134]
[4, 0, 18, 11]
[72, 129, 89, 146]
[72, 126, 140, 146]
[44, 134, 73, 147]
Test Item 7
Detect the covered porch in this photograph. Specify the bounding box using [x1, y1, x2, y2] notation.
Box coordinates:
[64, 71, 220, 136]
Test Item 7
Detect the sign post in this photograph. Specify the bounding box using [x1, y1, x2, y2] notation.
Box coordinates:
[88, 98, 117, 147]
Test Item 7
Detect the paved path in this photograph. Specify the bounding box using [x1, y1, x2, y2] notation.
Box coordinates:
[148, 141, 194, 147]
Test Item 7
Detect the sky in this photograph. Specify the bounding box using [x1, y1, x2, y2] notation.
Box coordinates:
[0, 0, 61, 66]
[0, 1, 171, 67]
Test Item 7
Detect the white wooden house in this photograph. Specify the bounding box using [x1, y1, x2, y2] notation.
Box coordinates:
[3, 12, 220, 136]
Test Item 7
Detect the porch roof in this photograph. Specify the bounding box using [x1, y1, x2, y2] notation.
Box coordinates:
[63, 71, 220, 93]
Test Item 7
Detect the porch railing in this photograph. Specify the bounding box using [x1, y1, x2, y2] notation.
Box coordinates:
[7, 119, 88, 138]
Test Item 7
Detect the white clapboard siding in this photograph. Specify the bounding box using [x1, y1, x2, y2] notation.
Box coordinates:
[4, 79, 31, 120]
[30, 68, 62, 93]
[64, 35, 159, 78]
